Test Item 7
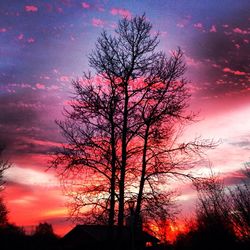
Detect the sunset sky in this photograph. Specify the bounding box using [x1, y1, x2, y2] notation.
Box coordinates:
[0, 0, 250, 236]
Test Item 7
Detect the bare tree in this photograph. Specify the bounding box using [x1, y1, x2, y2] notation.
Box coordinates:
[194, 175, 232, 231]
[52, 14, 214, 229]
[194, 168, 250, 241]
[229, 165, 250, 240]
[0, 145, 10, 226]
[0, 198, 8, 226]
[0, 145, 10, 191]
[53, 78, 119, 226]
[33, 222, 55, 237]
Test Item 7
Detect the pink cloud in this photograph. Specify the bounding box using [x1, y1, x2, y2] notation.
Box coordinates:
[25, 137, 62, 148]
[194, 22, 203, 29]
[98, 6, 105, 12]
[176, 16, 191, 29]
[60, 75, 70, 82]
[210, 25, 217, 32]
[176, 23, 184, 28]
[48, 85, 59, 90]
[223, 67, 246, 76]
[233, 27, 250, 35]
[92, 18, 104, 27]
[36, 83, 45, 89]
[235, 43, 240, 49]
[82, 2, 90, 9]
[17, 33, 24, 40]
[110, 8, 132, 18]
[185, 56, 201, 67]
[0, 28, 7, 33]
[24, 5, 38, 12]
[109, 22, 117, 29]
[56, 7, 63, 13]
[27, 37, 35, 43]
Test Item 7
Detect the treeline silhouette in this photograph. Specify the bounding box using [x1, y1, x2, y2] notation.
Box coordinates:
[173, 167, 250, 250]
[0, 222, 59, 250]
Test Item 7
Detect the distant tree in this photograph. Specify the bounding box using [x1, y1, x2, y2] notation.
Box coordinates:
[190, 174, 238, 249]
[0, 198, 8, 226]
[33, 222, 55, 237]
[32, 222, 58, 250]
[52, 14, 214, 229]
[0, 145, 10, 226]
[0, 145, 10, 191]
[195, 175, 235, 235]
[229, 165, 250, 240]
[175, 167, 250, 250]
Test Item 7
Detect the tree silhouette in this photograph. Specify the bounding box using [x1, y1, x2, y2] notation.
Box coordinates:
[0, 145, 10, 191]
[52, 14, 214, 229]
[194, 176, 236, 248]
[229, 165, 250, 240]
[183, 171, 250, 250]
[0, 145, 10, 226]
[0, 198, 8, 226]
[33, 222, 55, 236]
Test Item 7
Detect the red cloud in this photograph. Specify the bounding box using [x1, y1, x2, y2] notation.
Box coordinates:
[233, 27, 250, 35]
[24, 5, 38, 12]
[223, 67, 246, 76]
[0, 28, 7, 33]
[82, 2, 90, 9]
[110, 8, 132, 18]
[92, 18, 104, 27]
[36, 83, 45, 89]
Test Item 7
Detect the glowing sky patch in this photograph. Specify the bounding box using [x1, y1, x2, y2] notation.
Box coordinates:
[5, 166, 59, 187]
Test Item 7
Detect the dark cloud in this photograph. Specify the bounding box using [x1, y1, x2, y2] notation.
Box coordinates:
[0, 88, 64, 160]
[223, 167, 250, 187]
[229, 140, 250, 149]
[186, 5, 250, 98]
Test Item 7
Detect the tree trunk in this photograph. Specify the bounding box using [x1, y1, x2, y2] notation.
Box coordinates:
[109, 120, 116, 227]
[118, 83, 129, 227]
[135, 124, 149, 226]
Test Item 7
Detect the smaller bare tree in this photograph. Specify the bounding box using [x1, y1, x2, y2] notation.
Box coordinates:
[229, 165, 250, 240]
[0, 145, 10, 226]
